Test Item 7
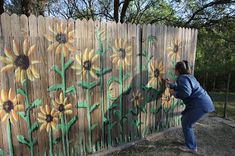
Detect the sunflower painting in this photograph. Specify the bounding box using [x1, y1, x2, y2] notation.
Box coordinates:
[131, 90, 144, 108]
[38, 105, 59, 132]
[52, 92, 73, 115]
[0, 39, 40, 84]
[72, 48, 99, 80]
[111, 39, 132, 68]
[45, 23, 76, 56]
[147, 59, 165, 89]
[167, 39, 182, 60]
[161, 88, 174, 110]
[0, 88, 24, 124]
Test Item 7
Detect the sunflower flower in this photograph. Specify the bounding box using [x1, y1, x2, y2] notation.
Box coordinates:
[0, 88, 24, 124]
[167, 39, 182, 60]
[111, 38, 132, 67]
[161, 88, 174, 109]
[147, 59, 165, 89]
[52, 92, 73, 115]
[38, 105, 59, 132]
[45, 23, 75, 56]
[0, 39, 40, 84]
[72, 48, 99, 79]
[130, 90, 144, 108]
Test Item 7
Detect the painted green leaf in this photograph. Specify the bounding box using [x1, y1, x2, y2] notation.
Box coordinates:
[65, 85, 76, 95]
[17, 88, 26, 96]
[89, 103, 99, 113]
[96, 68, 112, 76]
[77, 101, 88, 108]
[18, 112, 27, 121]
[108, 104, 118, 110]
[30, 122, 39, 133]
[141, 85, 151, 91]
[110, 121, 117, 129]
[123, 85, 132, 94]
[50, 65, 62, 76]
[123, 73, 130, 81]
[56, 124, 61, 130]
[65, 59, 74, 70]
[48, 84, 63, 92]
[91, 123, 97, 131]
[130, 109, 138, 116]
[53, 138, 57, 145]
[103, 116, 108, 123]
[67, 116, 78, 130]
[17, 135, 30, 147]
[31, 99, 42, 109]
[77, 81, 100, 90]
[114, 110, 121, 120]
[107, 76, 120, 86]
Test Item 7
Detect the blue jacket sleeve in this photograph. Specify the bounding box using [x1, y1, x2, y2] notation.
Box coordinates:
[173, 77, 192, 100]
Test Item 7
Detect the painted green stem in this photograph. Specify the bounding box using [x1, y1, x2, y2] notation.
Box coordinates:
[100, 58, 105, 147]
[86, 88, 92, 151]
[49, 127, 53, 156]
[107, 95, 111, 148]
[23, 80, 35, 156]
[119, 64, 124, 143]
[61, 49, 69, 156]
[7, 119, 13, 156]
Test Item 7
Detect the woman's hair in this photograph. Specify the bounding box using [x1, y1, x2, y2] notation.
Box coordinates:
[175, 60, 190, 75]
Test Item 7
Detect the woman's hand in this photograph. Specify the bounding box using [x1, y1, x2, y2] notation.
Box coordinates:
[169, 89, 175, 95]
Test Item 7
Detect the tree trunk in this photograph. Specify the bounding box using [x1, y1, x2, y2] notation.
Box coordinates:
[223, 72, 231, 118]
[22, 0, 30, 16]
[213, 74, 216, 91]
[0, 0, 4, 14]
[114, 0, 119, 22]
[120, 0, 131, 23]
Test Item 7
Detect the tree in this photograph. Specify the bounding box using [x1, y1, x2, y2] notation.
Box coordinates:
[0, 0, 4, 14]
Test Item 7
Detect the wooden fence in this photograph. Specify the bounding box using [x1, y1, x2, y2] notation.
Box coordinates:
[0, 13, 198, 156]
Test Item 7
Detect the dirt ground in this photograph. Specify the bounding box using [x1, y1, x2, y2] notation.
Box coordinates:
[109, 116, 235, 156]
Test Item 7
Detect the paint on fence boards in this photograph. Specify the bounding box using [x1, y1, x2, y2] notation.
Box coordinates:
[0, 13, 198, 156]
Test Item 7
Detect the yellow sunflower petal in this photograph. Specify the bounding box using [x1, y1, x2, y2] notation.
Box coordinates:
[64, 103, 72, 110]
[27, 68, 34, 81]
[1, 88, 8, 101]
[38, 112, 46, 119]
[8, 88, 14, 101]
[115, 39, 119, 49]
[64, 110, 73, 115]
[75, 54, 82, 65]
[56, 44, 62, 55]
[15, 104, 24, 111]
[47, 42, 59, 52]
[88, 49, 94, 60]
[119, 38, 122, 48]
[23, 39, 30, 55]
[10, 115, 15, 124]
[40, 106, 46, 115]
[1, 64, 14, 72]
[51, 120, 57, 130]
[0, 110, 5, 118]
[90, 70, 98, 79]
[13, 40, 20, 55]
[45, 105, 50, 114]
[31, 60, 40, 64]
[21, 70, 26, 84]
[91, 54, 99, 63]
[40, 122, 47, 131]
[45, 34, 54, 42]
[28, 44, 37, 57]
[37, 118, 46, 123]
[65, 43, 76, 52]
[46, 123, 51, 132]
[4, 48, 16, 60]
[0, 56, 13, 64]
[84, 48, 89, 61]
[59, 93, 64, 103]
[11, 110, 19, 121]
[31, 66, 40, 79]
[15, 67, 21, 82]
[2, 113, 9, 123]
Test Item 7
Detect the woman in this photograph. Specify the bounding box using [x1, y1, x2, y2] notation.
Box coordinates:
[166, 60, 215, 153]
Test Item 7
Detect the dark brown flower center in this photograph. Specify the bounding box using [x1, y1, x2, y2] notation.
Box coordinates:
[166, 96, 171, 102]
[3, 100, 14, 113]
[56, 33, 67, 44]
[46, 114, 53, 123]
[14, 55, 30, 70]
[154, 69, 160, 78]
[58, 104, 65, 112]
[134, 96, 139, 101]
[83, 60, 92, 70]
[119, 48, 126, 59]
[173, 45, 178, 53]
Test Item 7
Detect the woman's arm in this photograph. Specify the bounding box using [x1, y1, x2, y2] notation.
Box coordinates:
[172, 77, 192, 100]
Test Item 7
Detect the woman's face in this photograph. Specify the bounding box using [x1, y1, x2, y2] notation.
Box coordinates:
[174, 68, 180, 76]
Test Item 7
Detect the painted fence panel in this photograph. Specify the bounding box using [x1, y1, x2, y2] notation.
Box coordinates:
[0, 13, 197, 156]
